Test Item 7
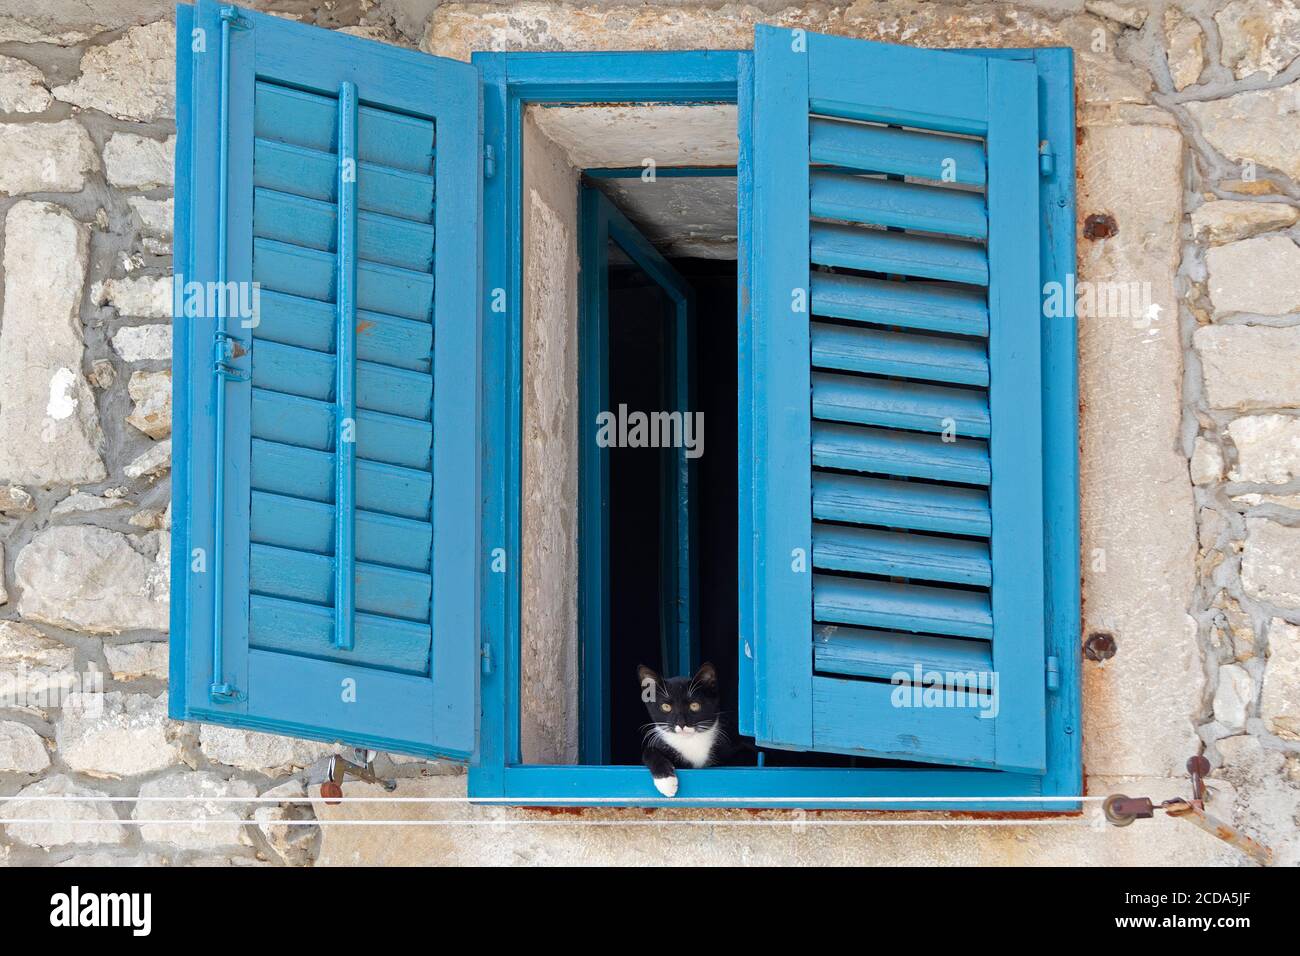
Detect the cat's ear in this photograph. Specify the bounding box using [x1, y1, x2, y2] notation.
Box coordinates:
[692, 662, 718, 689]
[637, 665, 662, 703]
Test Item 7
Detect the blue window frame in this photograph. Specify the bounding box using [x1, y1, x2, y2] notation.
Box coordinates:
[471, 34, 1079, 809]
[173, 4, 1079, 809]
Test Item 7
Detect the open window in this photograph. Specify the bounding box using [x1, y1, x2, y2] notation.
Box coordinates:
[173, 3, 1079, 808]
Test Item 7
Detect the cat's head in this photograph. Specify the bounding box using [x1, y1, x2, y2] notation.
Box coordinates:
[636, 662, 719, 736]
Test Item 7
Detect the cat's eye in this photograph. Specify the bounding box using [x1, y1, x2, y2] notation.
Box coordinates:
[659, 702, 672, 713]
[688, 701, 701, 712]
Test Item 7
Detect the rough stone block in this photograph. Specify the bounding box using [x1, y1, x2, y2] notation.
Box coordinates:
[1194, 325, 1300, 410]
[93, 274, 172, 319]
[124, 439, 171, 480]
[1227, 414, 1300, 484]
[1216, 0, 1300, 79]
[51, 491, 130, 516]
[1163, 10, 1204, 91]
[0, 120, 96, 195]
[2, 774, 127, 847]
[112, 324, 172, 362]
[1242, 518, 1300, 608]
[126, 369, 171, 439]
[55, 691, 178, 777]
[1186, 83, 1300, 181]
[1261, 618, 1300, 740]
[0, 485, 35, 513]
[0, 201, 104, 485]
[0, 620, 76, 703]
[15, 525, 168, 634]
[0, 719, 50, 772]
[52, 20, 174, 121]
[104, 641, 168, 681]
[1192, 201, 1298, 245]
[1189, 437, 1223, 485]
[134, 771, 258, 849]
[0, 54, 52, 113]
[103, 132, 175, 189]
[1215, 735, 1300, 866]
[1212, 663, 1254, 733]
[127, 196, 173, 254]
[1206, 236, 1300, 316]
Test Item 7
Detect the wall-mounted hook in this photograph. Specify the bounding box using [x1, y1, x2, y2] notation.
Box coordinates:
[318, 753, 397, 805]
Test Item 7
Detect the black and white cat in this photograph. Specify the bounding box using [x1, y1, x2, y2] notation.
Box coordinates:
[637, 662, 740, 797]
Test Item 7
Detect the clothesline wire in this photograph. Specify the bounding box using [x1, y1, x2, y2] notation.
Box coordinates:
[0, 817, 1101, 828]
[1, 794, 1107, 804]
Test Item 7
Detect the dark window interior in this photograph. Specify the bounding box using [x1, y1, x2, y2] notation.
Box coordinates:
[604, 252, 860, 768]
[606, 256, 671, 766]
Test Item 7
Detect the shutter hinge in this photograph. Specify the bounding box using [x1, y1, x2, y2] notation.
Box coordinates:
[219, 5, 250, 29]
[1038, 140, 1055, 178]
[483, 144, 496, 180]
[213, 331, 249, 380]
[209, 681, 245, 704]
[480, 641, 493, 675]
[1045, 654, 1060, 692]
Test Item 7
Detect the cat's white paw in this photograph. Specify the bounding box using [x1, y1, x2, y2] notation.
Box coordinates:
[653, 774, 679, 797]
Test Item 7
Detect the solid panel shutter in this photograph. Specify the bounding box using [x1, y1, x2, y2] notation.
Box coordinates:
[744, 26, 1046, 772]
[172, 1, 480, 759]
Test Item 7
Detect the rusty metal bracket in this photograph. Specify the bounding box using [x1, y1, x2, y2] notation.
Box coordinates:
[1100, 755, 1274, 866]
[318, 752, 397, 805]
[1162, 799, 1273, 867]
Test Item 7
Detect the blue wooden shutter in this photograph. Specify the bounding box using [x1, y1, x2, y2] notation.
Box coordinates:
[741, 26, 1047, 772]
[171, 1, 481, 759]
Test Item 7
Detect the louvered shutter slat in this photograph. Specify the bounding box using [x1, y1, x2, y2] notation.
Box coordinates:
[250, 439, 431, 519]
[810, 222, 990, 285]
[812, 576, 993, 639]
[812, 422, 991, 485]
[812, 524, 991, 586]
[252, 189, 435, 272]
[811, 371, 991, 437]
[810, 171, 988, 238]
[249, 544, 432, 622]
[252, 292, 432, 373]
[809, 117, 987, 185]
[810, 273, 989, 335]
[250, 391, 432, 470]
[814, 626, 993, 680]
[811, 322, 989, 385]
[248, 597, 432, 674]
[812, 473, 991, 537]
[253, 139, 436, 221]
[251, 341, 433, 420]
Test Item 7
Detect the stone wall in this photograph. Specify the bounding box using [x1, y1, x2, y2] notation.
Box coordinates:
[0, 4, 456, 867]
[0, 0, 1296, 866]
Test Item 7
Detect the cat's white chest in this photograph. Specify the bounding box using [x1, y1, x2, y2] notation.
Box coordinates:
[656, 724, 719, 768]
